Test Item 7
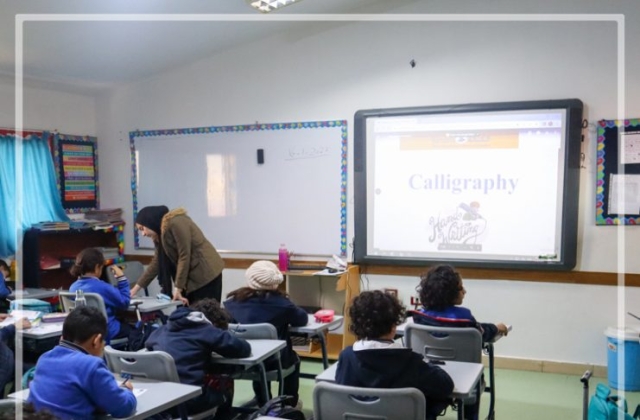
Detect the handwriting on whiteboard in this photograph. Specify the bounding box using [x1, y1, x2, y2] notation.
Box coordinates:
[286, 146, 330, 160]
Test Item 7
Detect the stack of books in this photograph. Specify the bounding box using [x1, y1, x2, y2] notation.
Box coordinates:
[32, 221, 70, 231]
[85, 208, 123, 224]
[96, 247, 120, 260]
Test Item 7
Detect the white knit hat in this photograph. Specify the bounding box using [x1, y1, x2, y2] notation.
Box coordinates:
[246, 260, 284, 290]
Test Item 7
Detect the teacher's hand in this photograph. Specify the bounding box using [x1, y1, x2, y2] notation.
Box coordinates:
[130, 285, 141, 297]
[173, 288, 189, 306]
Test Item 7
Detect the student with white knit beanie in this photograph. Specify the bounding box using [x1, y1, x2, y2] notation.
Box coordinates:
[224, 260, 308, 408]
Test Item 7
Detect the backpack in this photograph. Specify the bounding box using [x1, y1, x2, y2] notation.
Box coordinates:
[127, 320, 159, 351]
[588, 383, 640, 420]
[248, 395, 305, 420]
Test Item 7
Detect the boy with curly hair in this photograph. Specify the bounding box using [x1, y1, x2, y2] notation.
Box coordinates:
[336, 290, 454, 420]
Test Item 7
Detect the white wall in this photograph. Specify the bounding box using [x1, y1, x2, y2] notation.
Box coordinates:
[94, 0, 640, 366]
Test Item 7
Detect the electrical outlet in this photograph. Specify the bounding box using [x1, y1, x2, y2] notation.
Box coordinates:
[410, 296, 421, 306]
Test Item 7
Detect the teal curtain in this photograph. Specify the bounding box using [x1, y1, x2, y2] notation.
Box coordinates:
[0, 132, 69, 257]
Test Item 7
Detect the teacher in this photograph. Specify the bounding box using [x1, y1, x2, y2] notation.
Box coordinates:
[130, 206, 224, 305]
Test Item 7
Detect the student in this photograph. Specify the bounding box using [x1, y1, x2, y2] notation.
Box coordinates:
[145, 298, 251, 419]
[69, 247, 131, 343]
[413, 265, 509, 343]
[27, 306, 136, 419]
[131, 206, 225, 305]
[224, 260, 308, 408]
[0, 259, 12, 300]
[413, 264, 509, 420]
[336, 290, 454, 420]
[0, 314, 31, 397]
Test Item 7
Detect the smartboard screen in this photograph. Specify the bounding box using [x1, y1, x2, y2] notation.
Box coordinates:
[353, 99, 583, 270]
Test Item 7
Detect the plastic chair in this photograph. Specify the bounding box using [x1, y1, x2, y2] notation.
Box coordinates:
[58, 291, 129, 349]
[227, 323, 294, 396]
[404, 323, 493, 419]
[103, 346, 216, 420]
[106, 261, 146, 294]
[312, 381, 426, 420]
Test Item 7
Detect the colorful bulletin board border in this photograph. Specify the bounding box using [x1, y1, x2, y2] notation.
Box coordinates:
[129, 120, 348, 256]
[596, 119, 640, 225]
[53, 133, 99, 213]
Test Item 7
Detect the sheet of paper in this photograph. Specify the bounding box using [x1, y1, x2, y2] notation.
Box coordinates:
[620, 132, 640, 164]
[132, 388, 147, 397]
[8, 310, 42, 321]
[608, 174, 640, 215]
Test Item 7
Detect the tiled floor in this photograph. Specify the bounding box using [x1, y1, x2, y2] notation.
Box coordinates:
[232, 360, 640, 419]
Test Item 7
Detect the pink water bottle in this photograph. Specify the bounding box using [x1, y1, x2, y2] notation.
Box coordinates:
[278, 244, 289, 272]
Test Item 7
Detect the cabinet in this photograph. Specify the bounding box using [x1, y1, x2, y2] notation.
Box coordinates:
[283, 265, 360, 361]
[22, 224, 125, 289]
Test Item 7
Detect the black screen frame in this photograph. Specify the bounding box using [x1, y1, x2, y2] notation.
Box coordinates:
[353, 99, 583, 271]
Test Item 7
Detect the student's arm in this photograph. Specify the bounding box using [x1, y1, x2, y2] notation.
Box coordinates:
[417, 362, 454, 400]
[285, 299, 309, 327]
[100, 279, 131, 309]
[208, 329, 251, 358]
[0, 271, 10, 299]
[0, 324, 16, 343]
[135, 249, 159, 290]
[89, 362, 137, 418]
[168, 222, 192, 293]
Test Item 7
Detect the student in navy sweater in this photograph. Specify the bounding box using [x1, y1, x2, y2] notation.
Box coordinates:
[336, 290, 454, 420]
[413, 265, 509, 420]
[0, 314, 31, 397]
[224, 260, 308, 407]
[413, 265, 509, 343]
[146, 298, 251, 419]
[69, 247, 131, 342]
[0, 260, 12, 303]
[27, 306, 137, 419]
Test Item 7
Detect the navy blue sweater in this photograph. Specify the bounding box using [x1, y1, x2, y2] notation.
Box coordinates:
[413, 307, 499, 343]
[145, 307, 251, 385]
[224, 293, 308, 368]
[336, 345, 454, 419]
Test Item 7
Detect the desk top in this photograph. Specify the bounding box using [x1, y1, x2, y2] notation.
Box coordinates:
[19, 321, 64, 339]
[129, 297, 181, 313]
[210, 339, 285, 366]
[289, 315, 343, 334]
[7, 288, 60, 301]
[9, 376, 201, 420]
[315, 360, 483, 399]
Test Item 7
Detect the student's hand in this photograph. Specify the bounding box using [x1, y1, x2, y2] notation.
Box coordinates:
[15, 318, 31, 330]
[122, 380, 133, 391]
[496, 323, 509, 336]
[109, 264, 125, 278]
[0, 314, 9, 321]
[130, 285, 141, 297]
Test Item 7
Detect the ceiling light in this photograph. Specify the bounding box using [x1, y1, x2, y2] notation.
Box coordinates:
[247, 0, 303, 13]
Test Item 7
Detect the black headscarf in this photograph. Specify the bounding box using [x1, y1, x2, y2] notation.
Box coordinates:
[135, 205, 175, 295]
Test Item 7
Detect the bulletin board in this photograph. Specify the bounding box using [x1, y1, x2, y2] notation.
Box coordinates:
[53, 133, 99, 212]
[596, 119, 640, 225]
[130, 120, 348, 257]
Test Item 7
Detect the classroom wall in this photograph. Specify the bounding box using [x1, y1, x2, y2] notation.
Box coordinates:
[0, 77, 96, 134]
[94, 0, 640, 366]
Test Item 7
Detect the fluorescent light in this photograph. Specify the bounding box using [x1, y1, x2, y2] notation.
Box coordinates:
[247, 0, 303, 13]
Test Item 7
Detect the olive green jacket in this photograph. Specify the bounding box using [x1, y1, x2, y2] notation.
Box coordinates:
[137, 208, 224, 293]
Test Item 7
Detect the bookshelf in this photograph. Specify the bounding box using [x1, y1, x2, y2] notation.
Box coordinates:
[22, 223, 125, 289]
[283, 265, 360, 361]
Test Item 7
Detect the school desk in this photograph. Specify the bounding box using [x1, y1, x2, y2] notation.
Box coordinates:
[289, 314, 344, 376]
[7, 288, 60, 301]
[209, 338, 286, 404]
[129, 296, 181, 314]
[9, 376, 201, 420]
[315, 360, 484, 420]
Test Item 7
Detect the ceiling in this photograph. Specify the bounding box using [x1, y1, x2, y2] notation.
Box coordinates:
[0, 0, 418, 94]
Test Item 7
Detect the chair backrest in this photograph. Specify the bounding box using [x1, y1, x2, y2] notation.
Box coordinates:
[228, 323, 278, 340]
[103, 345, 180, 382]
[106, 261, 145, 288]
[405, 323, 483, 363]
[59, 291, 108, 318]
[313, 381, 426, 420]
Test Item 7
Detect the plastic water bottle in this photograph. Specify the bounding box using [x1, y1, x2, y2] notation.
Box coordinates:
[75, 289, 86, 308]
[278, 244, 289, 272]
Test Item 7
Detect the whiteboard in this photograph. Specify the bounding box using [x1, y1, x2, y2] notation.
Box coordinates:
[131, 121, 347, 256]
